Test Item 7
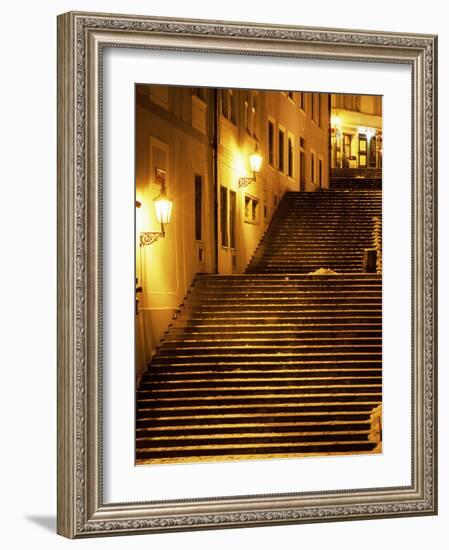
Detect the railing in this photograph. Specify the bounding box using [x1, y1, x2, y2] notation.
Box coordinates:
[372, 216, 382, 274]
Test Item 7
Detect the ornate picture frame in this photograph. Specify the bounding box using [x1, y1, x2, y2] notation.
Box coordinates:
[57, 11, 437, 538]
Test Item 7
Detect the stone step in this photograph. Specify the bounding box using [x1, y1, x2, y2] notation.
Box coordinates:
[136, 420, 372, 436]
[245, 268, 366, 273]
[136, 402, 379, 417]
[136, 432, 373, 448]
[136, 409, 374, 426]
[175, 323, 379, 331]
[190, 294, 381, 302]
[142, 370, 382, 387]
[161, 337, 380, 348]
[151, 353, 382, 366]
[158, 348, 381, 360]
[148, 359, 381, 371]
[195, 278, 381, 285]
[166, 332, 382, 342]
[182, 301, 381, 311]
[196, 273, 381, 279]
[189, 282, 382, 299]
[178, 312, 380, 321]
[193, 286, 382, 297]
[138, 386, 381, 401]
[135, 441, 377, 462]
[140, 375, 381, 388]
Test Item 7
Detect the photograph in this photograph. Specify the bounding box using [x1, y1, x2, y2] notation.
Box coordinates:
[135, 85, 383, 465]
[55, 10, 436, 538]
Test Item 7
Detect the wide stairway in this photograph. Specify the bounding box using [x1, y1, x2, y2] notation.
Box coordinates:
[247, 185, 381, 273]
[136, 182, 382, 464]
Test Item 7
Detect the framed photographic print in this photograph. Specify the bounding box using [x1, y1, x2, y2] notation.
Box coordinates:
[57, 11, 437, 538]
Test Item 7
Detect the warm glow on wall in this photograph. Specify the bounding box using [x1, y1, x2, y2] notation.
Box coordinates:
[331, 114, 341, 128]
[139, 168, 173, 246]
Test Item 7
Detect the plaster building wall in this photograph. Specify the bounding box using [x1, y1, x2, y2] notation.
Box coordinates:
[217, 90, 330, 274]
[135, 85, 330, 382]
[135, 85, 216, 383]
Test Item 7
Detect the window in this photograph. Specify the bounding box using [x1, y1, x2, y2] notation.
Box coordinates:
[312, 93, 320, 124]
[369, 136, 377, 167]
[318, 159, 323, 187]
[343, 134, 352, 167]
[229, 90, 237, 124]
[230, 191, 236, 249]
[244, 90, 250, 132]
[299, 92, 306, 111]
[334, 94, 362, 111]
[311, 152, 316, 184]
[268, 121, 274, 166]
[221, 89, 237, 124]
[231, 253, 237, 271]
[244, 195, 251, 220]
[359, 134, 367, 167]
[245, 91, 258, 137]
[278, 129, 285, 172]
[220, 186, 228, 247]
[244, 195, 260, 224]
[342, 94, 361, 111]
[307, 93, 313, 116]
[263, 201, 268, 222]
[374, 96, 382, 116]
[149, 85, 169, 110]
[221, 89, 229, 118]
[194, 175, 202, 241]
[288, 135, 294, 178]
[252, 93, 258, 139]
[192, 87, 206, 101]
[251, 200, 258, 222]
[288, 91, 295, 101]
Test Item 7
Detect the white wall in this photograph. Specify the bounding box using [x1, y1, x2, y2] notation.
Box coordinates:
[0, 1, 445, 549]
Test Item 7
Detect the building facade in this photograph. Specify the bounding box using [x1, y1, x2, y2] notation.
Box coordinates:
[330, 94, 382, 173]
[135, 85, 330, 383]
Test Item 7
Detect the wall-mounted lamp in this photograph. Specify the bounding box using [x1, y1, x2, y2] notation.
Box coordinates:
[331, 114, 341, 128]
[139, 168, 173, 246]
[238, 145, 262, 188]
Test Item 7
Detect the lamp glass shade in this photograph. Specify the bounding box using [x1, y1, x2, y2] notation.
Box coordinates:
[154, 195, 173, 225]
[249, 150, 262, 173]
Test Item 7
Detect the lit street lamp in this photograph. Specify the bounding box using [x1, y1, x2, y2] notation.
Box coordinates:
[139, 170, 173, 246]
[238, 145, 262, 188]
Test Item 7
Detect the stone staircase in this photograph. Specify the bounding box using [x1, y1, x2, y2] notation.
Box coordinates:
[136, 182, 382, 464]
[247, 187, 381, 273]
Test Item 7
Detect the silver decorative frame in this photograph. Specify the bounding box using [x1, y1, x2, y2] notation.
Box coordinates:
[57, 11, 437, 538]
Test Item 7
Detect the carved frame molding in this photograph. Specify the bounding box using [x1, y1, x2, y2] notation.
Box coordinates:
[57, 11, 437, 538]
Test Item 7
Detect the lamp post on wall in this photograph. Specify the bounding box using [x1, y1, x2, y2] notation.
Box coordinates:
[139, 168, 173, 246]
[238, 144, 263, 188]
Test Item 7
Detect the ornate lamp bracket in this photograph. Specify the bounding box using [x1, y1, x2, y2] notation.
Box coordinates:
[238, 175, 256, 188]
[140, 231, 164, 246]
